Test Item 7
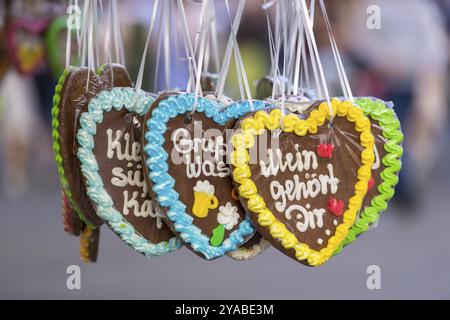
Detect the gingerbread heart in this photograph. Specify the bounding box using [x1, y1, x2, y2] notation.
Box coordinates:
[334, 97, 403, 253]
[52, 64, 131, 228]
[142, 93, 271, 260]
[231, 99, 375, 266]
[6, 18, 49, 75]
[76, 87, 181, 256]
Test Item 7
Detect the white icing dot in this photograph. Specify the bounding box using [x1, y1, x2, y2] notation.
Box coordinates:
[317, 238, 323, 245]
[305, 203, 311, 209]
[305, 173, 310, 179]
[137, 164, 142, 169]
[325, 229, 331, 236]
[333, 220, 338, 226]
[127, 162, 133, 168]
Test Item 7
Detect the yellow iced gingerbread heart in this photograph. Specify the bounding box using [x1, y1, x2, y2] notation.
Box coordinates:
[230, 99, 375, 267]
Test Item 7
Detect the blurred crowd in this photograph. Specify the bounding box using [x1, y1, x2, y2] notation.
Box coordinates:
[0, 0, 449, 210]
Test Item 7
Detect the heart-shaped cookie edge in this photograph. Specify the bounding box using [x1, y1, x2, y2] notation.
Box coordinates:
[231, 99, 375, 266]
[52, 67, 103, 228]
[76, 87, 182, 256]
[334, 97, 403, 254]
[143, 93, 271, 260]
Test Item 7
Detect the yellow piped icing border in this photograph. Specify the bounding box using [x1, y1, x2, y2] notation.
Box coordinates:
[231, 99, 375, 266]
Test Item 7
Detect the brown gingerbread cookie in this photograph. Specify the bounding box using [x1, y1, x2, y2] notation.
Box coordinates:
[52, 64, 132, 229]
[141, 93, 274, 259]
[75, 87, 181, 256]
[230, 100, 375, 266]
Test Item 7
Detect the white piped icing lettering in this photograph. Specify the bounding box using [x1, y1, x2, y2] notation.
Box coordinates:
[261, 146, 341, 235]
[172, 128, 230, 178]
[107, 128, 162, 229]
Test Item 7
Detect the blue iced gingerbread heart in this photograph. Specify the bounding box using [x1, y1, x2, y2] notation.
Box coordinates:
[76, 87, 182, 257]
[143, 93, 272, 260]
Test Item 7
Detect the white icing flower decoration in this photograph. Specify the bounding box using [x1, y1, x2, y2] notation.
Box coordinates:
[217, 202, 240, 230]
[193, 180, 215, 195]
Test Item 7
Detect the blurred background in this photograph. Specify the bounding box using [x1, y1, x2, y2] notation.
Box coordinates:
[0, 0, 449, 299]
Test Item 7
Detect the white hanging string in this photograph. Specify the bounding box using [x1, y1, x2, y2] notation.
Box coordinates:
[177, 0, 198, 93]
[86, 0, 96, 91]
[209, 0, 221, 74]
[280, 0, 287, 108]
[202, 22, 211, 75]
[79, 0, 89, 67]
[319, 0, 354, 102]
[153, 3, 164, 93]
[65, 0, 74, 68]
[111, 0, 125, 65]
[93, 0, 100, 67]
[292, 0, 313, 96]
[215, 0, 246, 99]
[75, 0, 81, 58]
[262, 0, 279, 100]
[298, 0, 332, 118]
[285, 2, 299, 94]
[300, 20, 310, 91]
[223, 0, 254, 110]
[271, 1, 281, 98]
[163, 0, 171, 90]
[102, 0, 114, 65]
[263, 0, 276, 82]
[192, 0, 211, 110]
[134, 0, 159, 94]
[292, 11, 304, 96]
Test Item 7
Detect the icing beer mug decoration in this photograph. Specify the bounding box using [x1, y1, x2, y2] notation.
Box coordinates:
[193, 181, 219, 218]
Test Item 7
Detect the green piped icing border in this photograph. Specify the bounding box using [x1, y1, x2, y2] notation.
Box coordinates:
[51, 68, 95, 228]
[334, 97, 403, 254]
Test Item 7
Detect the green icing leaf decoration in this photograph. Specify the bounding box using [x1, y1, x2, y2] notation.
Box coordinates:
[210, 224, 225, 247]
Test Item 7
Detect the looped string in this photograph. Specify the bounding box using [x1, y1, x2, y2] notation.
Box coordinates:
[65, 0, 76, 68]
[209, 0, 221, 74]
[298, 0, 332, 120]
[215, 0, 253, 110]
[134, 0, 159, 95]
[79, 0, 89, 67]
[152, 0, 179, 93]
[78, 0, 96, 91]
[192, 0, 212, 111]
[318, 0, 354, 102]
[111, 0, 126, 66]
[177, 0, 198, 94]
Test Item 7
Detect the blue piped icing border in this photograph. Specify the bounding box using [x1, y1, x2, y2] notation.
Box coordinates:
[76, 87, 182, 256]
[143, 93, 270, 260]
